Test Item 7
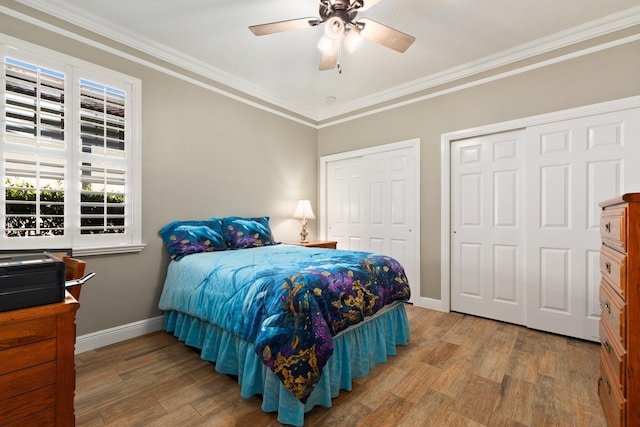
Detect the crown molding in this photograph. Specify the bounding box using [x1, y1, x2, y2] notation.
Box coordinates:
[9, 1, 640, 125]
[0, 0, 317, 128]
[318, 32, 640, 128]
[13, 0, 318, 118]
[316, 5, 640, 121]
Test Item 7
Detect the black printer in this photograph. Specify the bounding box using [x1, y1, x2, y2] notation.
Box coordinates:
[0, 253, 66, 312]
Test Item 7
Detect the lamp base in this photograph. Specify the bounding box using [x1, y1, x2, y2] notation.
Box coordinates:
[299, 219, 309, 243]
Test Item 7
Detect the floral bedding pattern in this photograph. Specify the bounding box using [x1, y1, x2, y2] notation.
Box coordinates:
[158, 244, 410, 402]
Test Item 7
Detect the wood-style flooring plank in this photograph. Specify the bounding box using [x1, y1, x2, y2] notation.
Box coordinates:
[495, 375, 534, 425]
[453, 374, 502, 425]
[74, 305, 605, 426]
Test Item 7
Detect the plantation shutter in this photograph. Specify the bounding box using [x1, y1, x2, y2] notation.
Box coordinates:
[2, 45, 140, 253]
[3, 57, 67, 243]
[77, 79, 127, 238]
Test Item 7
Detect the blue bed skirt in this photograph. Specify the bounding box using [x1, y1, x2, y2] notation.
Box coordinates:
[164, 302, 410, 426]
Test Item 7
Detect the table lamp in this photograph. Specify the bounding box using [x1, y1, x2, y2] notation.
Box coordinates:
[293, 199, 315, 243]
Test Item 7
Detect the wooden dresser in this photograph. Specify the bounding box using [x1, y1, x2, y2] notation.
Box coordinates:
[598, 193, 640, 427]
[0, 293, 79, 426]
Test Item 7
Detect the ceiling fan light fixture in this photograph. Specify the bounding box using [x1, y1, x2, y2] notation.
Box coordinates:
[324, 16, 345, 40]
[343, 27, 362, 53]
[317, 35, 334, 53]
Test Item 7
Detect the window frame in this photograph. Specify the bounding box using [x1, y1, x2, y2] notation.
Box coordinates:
[1, 37, 143, 256]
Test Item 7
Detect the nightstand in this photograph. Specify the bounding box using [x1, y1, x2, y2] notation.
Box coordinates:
[288, 240, 338, 249]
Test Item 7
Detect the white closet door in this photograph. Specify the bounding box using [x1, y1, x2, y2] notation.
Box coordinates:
[525, 108, 640, 340]
[326, 156, 365, 250]
[450, 130, 526, 325]
[325, 143, 419, 303]
[447, 104, 640, 340]
[365, 148, 417, 284]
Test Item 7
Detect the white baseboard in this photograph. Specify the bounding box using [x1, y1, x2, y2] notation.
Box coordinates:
[413, 296, 447, 312]
[75, 315, 165, 354]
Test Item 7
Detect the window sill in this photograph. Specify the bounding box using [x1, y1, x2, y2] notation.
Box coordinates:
[73, 243, 146, 257]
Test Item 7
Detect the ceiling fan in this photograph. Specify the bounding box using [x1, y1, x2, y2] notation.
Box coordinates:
[249, 0, 415, 71]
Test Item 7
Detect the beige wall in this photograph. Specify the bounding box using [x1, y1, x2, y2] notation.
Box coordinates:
[2, 5, 639, 335]
[0, 9, 317, 335]
[318, 38, 640, 300]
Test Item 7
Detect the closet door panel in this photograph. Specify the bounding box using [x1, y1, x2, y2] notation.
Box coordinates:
[526, 108, 640, 340]
[451, 131, 526, 324]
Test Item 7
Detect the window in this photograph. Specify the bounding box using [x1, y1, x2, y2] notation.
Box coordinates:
[1, 42, 142, 255]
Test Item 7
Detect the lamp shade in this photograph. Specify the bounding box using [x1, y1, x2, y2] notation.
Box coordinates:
[293, 200, 316, 220]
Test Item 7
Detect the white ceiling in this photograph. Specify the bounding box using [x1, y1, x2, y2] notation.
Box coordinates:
[13, 0, 640, 123]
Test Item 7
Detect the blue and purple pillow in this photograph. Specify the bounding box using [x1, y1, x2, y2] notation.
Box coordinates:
[159, 219, 227, 260]
[222, 216, 276, 249]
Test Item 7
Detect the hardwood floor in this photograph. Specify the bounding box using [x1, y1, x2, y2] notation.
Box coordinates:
[74, 305, 606, 426]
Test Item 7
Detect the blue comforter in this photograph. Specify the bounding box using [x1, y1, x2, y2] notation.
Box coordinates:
[158, 244, 410, 402]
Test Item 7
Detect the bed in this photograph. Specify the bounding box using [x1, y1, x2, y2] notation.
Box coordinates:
[158, 216, 411, 426]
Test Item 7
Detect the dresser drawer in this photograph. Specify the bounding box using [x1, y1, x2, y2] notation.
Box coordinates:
[599, 352, 625, 427]
[0, 316, 56, 350]
[0, 384, 55, 425]
[601, 206, 627, 252]
[600, 245, 627, 299]
[0, 361, 56, 401]
[0, 339, 56, 376]
[600, 279, 626, 346]
[600, 318, 626, 393]
[3, 407, 55, 427]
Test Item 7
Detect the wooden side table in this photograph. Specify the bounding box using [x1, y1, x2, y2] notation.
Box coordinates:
[287, 240, 338, 249]
[0, 293, 79, 426]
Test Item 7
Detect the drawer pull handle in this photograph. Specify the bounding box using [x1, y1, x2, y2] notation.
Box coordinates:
[604, 300, 611, 314]
[605, 222, 611, 233]
[604, 339, 611, 354]
[606, 378, 612, 395]
[605, 262, 611, 274]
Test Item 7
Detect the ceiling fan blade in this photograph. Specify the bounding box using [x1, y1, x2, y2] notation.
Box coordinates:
[249, 17, 319, 36]
[358, 0, 383, 11]
[359, 18, 415, 53]
[319, 39, 340, 70]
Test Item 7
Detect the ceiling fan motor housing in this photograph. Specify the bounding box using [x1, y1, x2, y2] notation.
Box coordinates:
[320, 0, 359, 26]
